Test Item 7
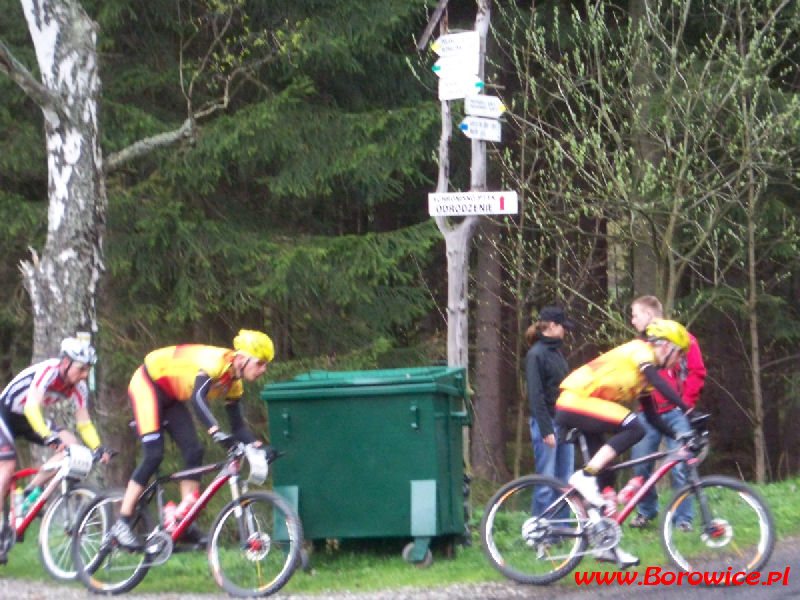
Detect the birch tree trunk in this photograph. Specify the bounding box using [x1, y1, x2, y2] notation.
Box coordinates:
[14, 0, 105, 361]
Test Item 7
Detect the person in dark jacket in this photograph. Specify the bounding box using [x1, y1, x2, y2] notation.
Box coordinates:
[526, 305, 574, 515]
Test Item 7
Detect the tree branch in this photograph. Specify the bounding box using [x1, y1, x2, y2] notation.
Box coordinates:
[104, 117, 196, 173]
[416, 0, 450, 52]
[0, 36, 66, 118]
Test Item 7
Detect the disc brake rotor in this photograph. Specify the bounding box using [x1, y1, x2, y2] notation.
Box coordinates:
[244, 532, 271, 561]
[701, 519, 733, 548]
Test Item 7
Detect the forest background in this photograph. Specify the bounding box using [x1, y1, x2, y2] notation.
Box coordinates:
[1, 0, 800, 492]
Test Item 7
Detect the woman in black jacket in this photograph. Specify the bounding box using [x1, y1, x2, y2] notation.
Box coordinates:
[525, 306, 574, 515]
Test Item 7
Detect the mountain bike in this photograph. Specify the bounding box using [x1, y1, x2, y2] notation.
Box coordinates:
[1, 444, 107, 580]
[480, 414, 775, 584]
[71, 441, 303, 597]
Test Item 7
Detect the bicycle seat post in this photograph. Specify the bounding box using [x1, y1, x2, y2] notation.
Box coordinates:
[144, 466, 164, 522]
[563, 428, 592, 465]
[574, 430, 591, 465]
[578, 434, 590, 466]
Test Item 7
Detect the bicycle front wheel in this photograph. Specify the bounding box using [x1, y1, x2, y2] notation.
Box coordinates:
[661, 475, 775, 574]
[208, 491, 303, 597]
[72, 488, 154, 595]
[39, 484, 97, 581]
[480, 474, 588, 585]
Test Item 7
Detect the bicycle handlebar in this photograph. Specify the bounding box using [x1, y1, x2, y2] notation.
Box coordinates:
[677, 414, 711, 455]
[225, 442, 284, 486]
[688, 411, 711, 430]
[91, 448, 119, 463]
[226, 442, 283, 464]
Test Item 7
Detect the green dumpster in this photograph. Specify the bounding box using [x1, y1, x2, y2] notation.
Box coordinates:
[260, 366, 469, 565]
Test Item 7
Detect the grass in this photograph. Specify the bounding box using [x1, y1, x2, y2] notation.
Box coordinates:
[5, 475, 800, 595]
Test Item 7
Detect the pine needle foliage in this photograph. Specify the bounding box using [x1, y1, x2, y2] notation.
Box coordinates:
[2, 0, 445, 384]
[107, 177, 441, 361]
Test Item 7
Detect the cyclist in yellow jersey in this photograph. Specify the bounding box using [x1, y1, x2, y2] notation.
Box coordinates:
[111, 330, 275, 549]
[554, 319, 693, 568]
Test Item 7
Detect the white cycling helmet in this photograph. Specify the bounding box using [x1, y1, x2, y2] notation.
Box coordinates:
[60, 337, 98, 365]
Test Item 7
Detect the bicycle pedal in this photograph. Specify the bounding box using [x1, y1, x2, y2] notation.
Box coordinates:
[145, 542, 161, 554]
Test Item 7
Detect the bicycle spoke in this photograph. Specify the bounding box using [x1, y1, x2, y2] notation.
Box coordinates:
[73, 490, 153, 594]
[481, 475, 587, 585]
[39, 485, 97, 581]
[661, 476, 775, 574]
[209, 492, 302, 597]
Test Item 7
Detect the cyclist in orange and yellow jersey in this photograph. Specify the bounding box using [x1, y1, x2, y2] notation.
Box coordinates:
[554, 319, 693, 568]
[111, 330, 274, 549]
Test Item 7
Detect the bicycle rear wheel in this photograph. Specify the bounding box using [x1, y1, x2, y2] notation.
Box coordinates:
[72, 488, 154, 594]
[208, 491, 303, 597]
[39, 484, 97, 581]
[480, 474, 588, 584]
[661, 475, 775, 574]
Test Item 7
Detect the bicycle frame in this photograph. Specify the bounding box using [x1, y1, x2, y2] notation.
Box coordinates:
[566, 422, 706, 525]
[528, 441, 700, 551]
[604, 443, 698, 524]
[7, 452, 90, 537]
[7, 466, 37, 534]
[137, 450, 245, 544]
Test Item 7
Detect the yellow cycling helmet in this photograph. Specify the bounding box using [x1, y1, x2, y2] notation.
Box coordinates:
[233, 329, 275, 362]
[645, 319, 690, 352]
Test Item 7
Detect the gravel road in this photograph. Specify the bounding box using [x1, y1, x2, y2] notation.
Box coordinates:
[0, 578, 542, 600]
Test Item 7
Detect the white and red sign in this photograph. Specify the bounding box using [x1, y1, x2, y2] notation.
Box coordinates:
[428, 191, 518, 217]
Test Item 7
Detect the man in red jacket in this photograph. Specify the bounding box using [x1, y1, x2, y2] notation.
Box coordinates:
[628, 296, 706, 530]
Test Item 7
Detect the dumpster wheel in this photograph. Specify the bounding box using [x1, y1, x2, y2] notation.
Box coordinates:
[401, 541, 433, 568]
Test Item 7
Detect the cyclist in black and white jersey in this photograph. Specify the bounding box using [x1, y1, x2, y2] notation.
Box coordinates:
[0, 337, 110, 564]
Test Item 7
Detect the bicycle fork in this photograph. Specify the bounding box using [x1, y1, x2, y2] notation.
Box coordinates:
[227, 474, 254, 545]
[680, 462, 719, 537]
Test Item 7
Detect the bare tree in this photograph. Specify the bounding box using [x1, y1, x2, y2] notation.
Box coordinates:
[491, 0, 800, 481]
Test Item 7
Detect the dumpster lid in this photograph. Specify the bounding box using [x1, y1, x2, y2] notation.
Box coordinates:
[260, 366, 467, 400]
